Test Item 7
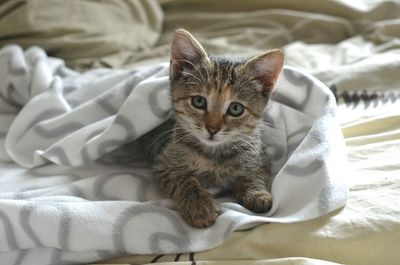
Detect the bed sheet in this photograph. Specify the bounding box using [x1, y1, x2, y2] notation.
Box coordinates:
[92, 96, 400, 265]
[92, 0, 400, 264]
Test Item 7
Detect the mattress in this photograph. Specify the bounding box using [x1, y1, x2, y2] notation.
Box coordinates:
[94, 1, 400, 264]
[93, 89, 400, 265]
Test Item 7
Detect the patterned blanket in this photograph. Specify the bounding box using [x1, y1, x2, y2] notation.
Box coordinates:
[0, 45, 348, 265]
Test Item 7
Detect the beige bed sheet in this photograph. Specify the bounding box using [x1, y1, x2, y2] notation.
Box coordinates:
[0, 0, 163, 70]
[91, 107, 400, 265]
[91, 1, 400, 265]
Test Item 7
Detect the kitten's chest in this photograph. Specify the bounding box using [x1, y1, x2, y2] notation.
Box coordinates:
[185, 151, 240, 185]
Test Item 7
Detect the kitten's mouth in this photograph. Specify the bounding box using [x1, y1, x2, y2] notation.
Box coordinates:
[199, 134, 223, 146]
[192, 130, 226, 146]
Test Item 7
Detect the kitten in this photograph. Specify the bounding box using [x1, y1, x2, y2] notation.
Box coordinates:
[151, 29, 284, 228]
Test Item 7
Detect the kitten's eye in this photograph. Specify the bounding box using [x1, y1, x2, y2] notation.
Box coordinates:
[227, 102, 244, 117]
[191, 96, 207, 110]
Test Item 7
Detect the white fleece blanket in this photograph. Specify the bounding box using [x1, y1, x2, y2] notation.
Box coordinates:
[0, 46, 348, 265]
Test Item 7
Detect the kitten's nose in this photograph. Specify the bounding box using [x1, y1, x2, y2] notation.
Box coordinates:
[206, 125, 219, 136]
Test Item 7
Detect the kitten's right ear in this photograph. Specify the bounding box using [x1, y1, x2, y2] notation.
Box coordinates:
[243, 49, 284, 97]
[170, 29, 210, 78]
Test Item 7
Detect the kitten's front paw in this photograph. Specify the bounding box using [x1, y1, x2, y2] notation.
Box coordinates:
[178, 190, 220, 228]
[238, 190, 272, 213]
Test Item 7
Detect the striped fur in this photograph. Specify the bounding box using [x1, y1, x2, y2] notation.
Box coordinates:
[151, 29, 283, 228]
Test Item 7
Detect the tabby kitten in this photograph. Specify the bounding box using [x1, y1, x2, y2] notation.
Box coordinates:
[152, 29, 284, 228]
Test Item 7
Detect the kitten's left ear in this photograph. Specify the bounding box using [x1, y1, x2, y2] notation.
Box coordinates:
[170, 29, 210, 78]
[244, 49, 284, 96]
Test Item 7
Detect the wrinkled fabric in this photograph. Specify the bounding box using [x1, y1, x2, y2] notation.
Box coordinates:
[0, 45, 347, 265]
[0, 0, 163, 70]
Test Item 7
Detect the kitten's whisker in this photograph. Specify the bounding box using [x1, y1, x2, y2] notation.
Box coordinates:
[172, 126, 194, 144]
[237, 133, 263, 143]
[233, 137, 258, 150]
[180, 71, 204, 85]
[240, 129, 281, 144]
[260, 120, 282, 129]
[185, 81, 201, 86]
[238, 141, 259, 154]
[145, 130, 171, 151]
[177, 59, 204, 80]
[234, 133, 264, 154]
[145, 128, 175, 157]
[236, 135, 270, 158]
[260, 130, 282, 143]
[174, 131, 193, 144]
[177, 59, 208, 87]
[231, 141, 244, 161]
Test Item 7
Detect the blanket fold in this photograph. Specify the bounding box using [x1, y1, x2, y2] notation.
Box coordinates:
[0, 46, 348, 265]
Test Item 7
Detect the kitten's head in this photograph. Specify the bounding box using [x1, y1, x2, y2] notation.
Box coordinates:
[169, 29, 284, 148]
